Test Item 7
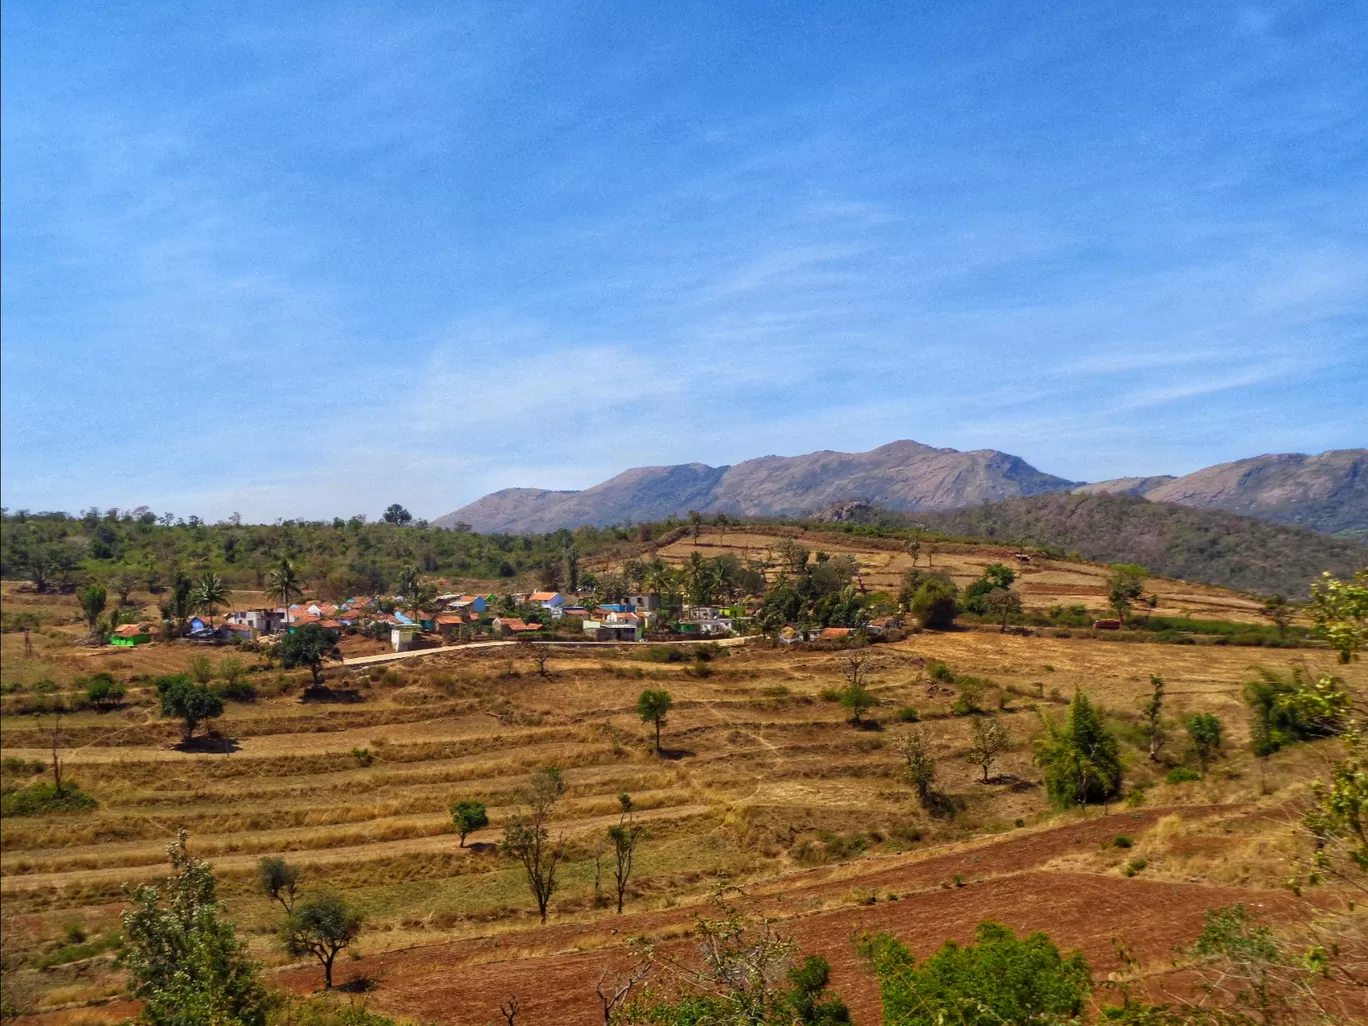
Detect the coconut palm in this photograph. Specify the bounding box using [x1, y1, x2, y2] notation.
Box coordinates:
[194, 572, 230, 624]
[268, 558, 303, 621]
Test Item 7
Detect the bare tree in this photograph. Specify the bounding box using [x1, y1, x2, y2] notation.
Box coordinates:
[501, 767, 567, 923]
[497, 995, 518, 1025]
[965, 716, 1010, 782]
[595, 962, 652, 1025]
[531, 649, 552, 678]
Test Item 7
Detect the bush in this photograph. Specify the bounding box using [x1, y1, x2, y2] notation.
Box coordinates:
[1166, 767, 1201, 785]
[896, 706, 920, 722]
[927, 661, 955, 683]
[819, 687, 842, 702]
[1123, 857, 1148, 877]
[218, 681, 258, 703]
[1, 782, 98, 816]
[1112, 836, 1133, 849]
[861, 920, 1091, 1025]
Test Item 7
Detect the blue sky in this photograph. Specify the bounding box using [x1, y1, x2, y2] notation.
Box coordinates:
[2, 1, 1365, 523]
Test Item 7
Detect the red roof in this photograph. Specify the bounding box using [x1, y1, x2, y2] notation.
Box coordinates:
[819, 627, 853, 639]
[112, 623, 148, 637]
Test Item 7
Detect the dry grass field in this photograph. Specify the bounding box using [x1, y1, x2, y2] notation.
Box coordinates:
[1, 551, 1362, 1025]
[653, 526, 1272, 623]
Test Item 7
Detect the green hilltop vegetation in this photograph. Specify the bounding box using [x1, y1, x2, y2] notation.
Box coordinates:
[1, 494, 1363, 603]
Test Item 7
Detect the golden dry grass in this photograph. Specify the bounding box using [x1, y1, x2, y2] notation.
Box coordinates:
[2, 571, 1363, 1022]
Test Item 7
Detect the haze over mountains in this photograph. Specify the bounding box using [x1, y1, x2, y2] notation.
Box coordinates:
[435, 442, 1367, 536]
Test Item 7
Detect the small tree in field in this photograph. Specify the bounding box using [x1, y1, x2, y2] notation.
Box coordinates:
[608, 793, 639, 914]
[258, 856, 300, 914]
[1106, 564, 1146, 624]
[1185, 713, 1223, 777]
[1260, 594, 1295, 638]
[278, 624, 342, 687]
[78, 582, 107, 632]
[502, 767, 566, 923]
[1140, 674, 1168, 762]
[899, 729, 936, 808]
[158, 676, 224, 741]
[285, 894, 363, 990]
[122, 832, 269, 1026]
[637, 689, 673, 754]
[984, 587, 1022, 632]
[1034, 692, 1122, 808]
[965, 716, 1010, 782]
[451, 800, 489, 847]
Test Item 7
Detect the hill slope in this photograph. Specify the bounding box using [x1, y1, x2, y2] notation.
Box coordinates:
[435, 440, 1080, 532]
[911, 493, 1368, 596]
[438, 443, 1367, 536]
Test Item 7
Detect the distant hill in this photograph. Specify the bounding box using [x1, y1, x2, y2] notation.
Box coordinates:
[437, 441, 1079, 533]
[909, 493, 1367, 597]
[1076, 450, 1366, 534]
[437, 441, 1367, 537]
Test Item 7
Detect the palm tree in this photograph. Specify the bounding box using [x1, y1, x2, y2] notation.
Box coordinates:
[194, 572, 230, 624]
[268, 558, 303, 622]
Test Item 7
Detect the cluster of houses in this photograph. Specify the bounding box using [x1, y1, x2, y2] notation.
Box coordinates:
[106, 587, 757, 653]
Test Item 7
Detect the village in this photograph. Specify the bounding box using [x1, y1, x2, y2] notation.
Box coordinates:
[108, 586, 907, 654]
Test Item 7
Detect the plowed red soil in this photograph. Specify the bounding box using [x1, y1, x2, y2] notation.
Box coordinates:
[279, 805, 1305, 1025]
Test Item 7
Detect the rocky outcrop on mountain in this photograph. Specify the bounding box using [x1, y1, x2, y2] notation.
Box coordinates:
[1073, 475, 1177, 497]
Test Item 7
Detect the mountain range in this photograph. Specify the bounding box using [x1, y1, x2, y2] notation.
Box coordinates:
[435, 441, 1367, 536]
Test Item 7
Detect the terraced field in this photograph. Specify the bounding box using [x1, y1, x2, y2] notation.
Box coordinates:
[3, 615, 1361, 1024]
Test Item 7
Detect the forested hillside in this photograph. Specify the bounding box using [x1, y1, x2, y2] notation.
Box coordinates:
[908, 493, 1367, 596]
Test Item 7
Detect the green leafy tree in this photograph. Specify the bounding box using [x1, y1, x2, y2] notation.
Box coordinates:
[1243, 666, 1348, 754]
[278, 624, 343, 687]
[85, 673, 126, 711]
[1107, 564, 1147, 624]
[608, 793, 639, 914]
[501, 767, 566, 923]
[450, 800, 489, 847]
[860, 920, 1091, 1026]
[965, 716, 1010, 783]
[188, 654, 214, 686]
[1310, 569, 1367, 662]
[112, 566, 141, 605]
[963, 563, 1016, 614]
[77, 582, 107, 632]
[983, 587, 1022, 631]
[1184, 713, 1223, 776]
[637, 689, 674, 754]
[899, 728, 936, 808]
[285, 894, 363, 990]
[382, 503, 413, 526]
[1259, 594, 1295, 638]
[907, 575, 959, 629]
[121, 831, 269, 1026]
[1034, 692, 1123, 808]
[157, 677, 224, 741]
